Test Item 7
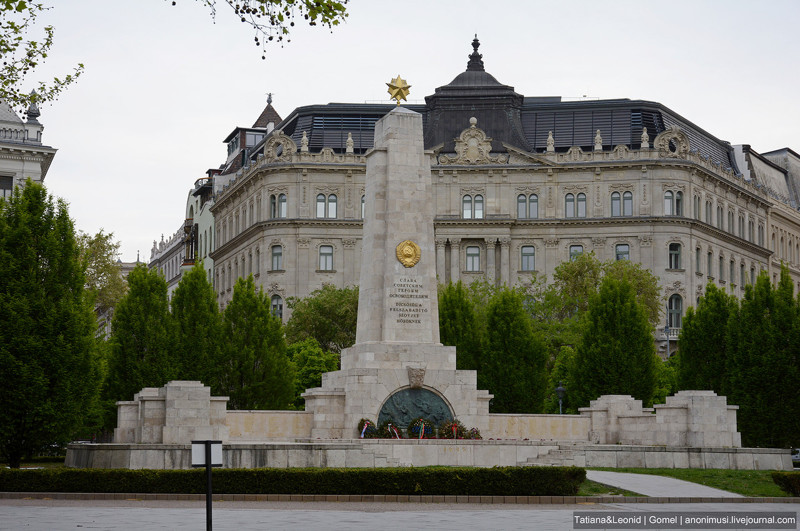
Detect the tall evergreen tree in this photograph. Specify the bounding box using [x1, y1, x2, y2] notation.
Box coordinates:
[677, 283, 736, 393]
[171, 261, 222, 390]
[571, 278, 656, 408]
[220, 277, 295, 410]
[728, 268, 800, 448]
[0, 182, 100, 467]
[481, 288, 547, 413]
[438, 281, 485, 371]
[106, 264, 175, 404]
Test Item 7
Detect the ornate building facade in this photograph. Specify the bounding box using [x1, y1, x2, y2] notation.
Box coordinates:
[0, 99, 55, 197]
[201, 39, 799, 354]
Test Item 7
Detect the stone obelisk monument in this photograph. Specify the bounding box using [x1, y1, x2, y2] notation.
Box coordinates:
[303, 104, 491, 438]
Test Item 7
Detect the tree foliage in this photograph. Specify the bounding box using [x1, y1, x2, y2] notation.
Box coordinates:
[170, 261, 222, 390]
[285, 284, 358, 353]
[0, 1, 83, 112]
[438, 281, 484, 371]
[106, 264, 175, 404]
[571, 278, 657, 408]
[288, 338, 338, 408]
[183, 0, 348, 59]
[0, 182, 100, 467]
[219, 277, 294, 410]
[77, 230, 126, 320]
[677, 283, 736, 393]
[481, 288, 548, 413]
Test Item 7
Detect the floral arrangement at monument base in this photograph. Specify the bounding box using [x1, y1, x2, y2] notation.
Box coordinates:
[438, 419, 467, 439]
[407, 418, 435, 439]
[357, 418, 379, 439]
[378, 419, 403, 439]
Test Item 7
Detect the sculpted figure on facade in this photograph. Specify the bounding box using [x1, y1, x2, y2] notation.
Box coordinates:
[264, 130, 298, 162]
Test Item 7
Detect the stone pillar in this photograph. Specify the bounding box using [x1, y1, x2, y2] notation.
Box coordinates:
[450, 238, 461, 284]
[499, 238, 510, 285]
[353, 107, 439, 345]
[435, 239, 446, 283]
[485, 238, 496, 285]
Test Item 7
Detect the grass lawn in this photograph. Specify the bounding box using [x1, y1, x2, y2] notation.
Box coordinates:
[588, 467, 790, 498]
[578, 480, 640, 497]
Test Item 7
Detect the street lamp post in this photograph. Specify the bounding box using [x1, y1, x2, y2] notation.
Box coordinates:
[555, 381, 566, 415]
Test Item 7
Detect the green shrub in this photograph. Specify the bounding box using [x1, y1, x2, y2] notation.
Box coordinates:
[0, 467, 586, 496]
[772, 471, 800, 496]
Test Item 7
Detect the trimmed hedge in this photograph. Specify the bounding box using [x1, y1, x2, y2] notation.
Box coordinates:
[772, 471, 800, 496]
[0, 466, 585, 496]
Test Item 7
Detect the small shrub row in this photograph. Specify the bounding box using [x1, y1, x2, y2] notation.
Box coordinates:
[359, 418, 481, 440]
[0, 466, 585, 496]
[772, 471, 800, 496]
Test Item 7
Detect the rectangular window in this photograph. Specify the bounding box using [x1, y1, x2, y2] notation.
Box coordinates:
[569, 245, 583, 261]
[707, 252, 713, 278]
[615, 244, 629, 261]
[319, 245, 333, 271]
[719, 256, 725, 281]
[696, 247, 702, 273]
[521, 246, 535, 271]
[466, 246, 480, 272]
[669, 243, 681, 269]
[271, 245, 282, 271]
[0, 175, 12, 199]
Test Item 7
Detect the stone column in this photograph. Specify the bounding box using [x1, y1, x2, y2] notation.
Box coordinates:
[435, 239, 446, 283]
[499, 238, 510, 285]
[450, 238, 461, 284]
[485, 238, 497, 285]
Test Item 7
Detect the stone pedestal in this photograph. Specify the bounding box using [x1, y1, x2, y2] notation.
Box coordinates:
[303, 108, 492, 437]
[113, 381, 229, 444]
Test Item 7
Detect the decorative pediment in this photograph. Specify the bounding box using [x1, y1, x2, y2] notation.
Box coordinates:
[504, 144, 555, 166]
[654, 126, 690, 159]
[438, 117, 509, 165]
[264, 130, 297, 162]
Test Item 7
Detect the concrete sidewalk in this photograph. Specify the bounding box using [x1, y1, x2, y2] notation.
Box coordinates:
[586, 470, 743, 498]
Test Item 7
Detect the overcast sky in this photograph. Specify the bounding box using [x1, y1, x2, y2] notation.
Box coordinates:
[27, 0, 800, 261]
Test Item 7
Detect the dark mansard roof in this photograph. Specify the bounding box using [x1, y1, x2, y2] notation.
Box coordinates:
[258, 38, 737, 173]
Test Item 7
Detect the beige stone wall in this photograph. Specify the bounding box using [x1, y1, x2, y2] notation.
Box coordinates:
[485, 414, 590, 441]
[226, 410, 313, 441]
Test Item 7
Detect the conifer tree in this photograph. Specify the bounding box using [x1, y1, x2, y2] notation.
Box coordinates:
[171, 261, 222, 390]
[571, 278, 656, 407]
[220, 277, 295, 410]
[106, 264, 175, 404]
[438, 281, 485, 371]
[0, 182, 100, 467]
[482, 288, 547, 413]
[677, 283, 736, 393]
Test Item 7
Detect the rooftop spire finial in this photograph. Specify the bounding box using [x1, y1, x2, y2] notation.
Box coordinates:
[466, 35, 484, 72]
[267, 92, 273, 105]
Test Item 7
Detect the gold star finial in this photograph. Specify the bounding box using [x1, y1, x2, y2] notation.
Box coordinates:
[386, 75, 411, 105]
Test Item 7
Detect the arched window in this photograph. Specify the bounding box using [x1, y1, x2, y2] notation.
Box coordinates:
[668, 294, 682, 329]
[466, 246, 480, 272]
[327, 194, 337, 218]
[615, 244, 630, 261]
[730, 260, 736, 287]
[255, 248, 260, 275]
[521, 246, 535, 271]
[319, 245, 333, 271]
[719, 255, 725, 281]
[270, 194, 277, 218]
[473, 194, 484, 219]
[748, 220, 754, 242]
[565, 194, 575, 218]
[462, 195, 473, 219]
[717, 206, 723, 229]
[278, 193, 287, 218]
[529, 194, 538, 218]
[270, 295, 283, 319]
[271, 245, 282, 271]
[669, 243, 681, 269]
[707, 252, 713, 279]
[361, 195, 365, 219]
[728, 211, 734, 233]
[675, 191, 683, 216]
[623, 191, 633, 216]
[517, 194, 538, 219]
[739, 216, 745, 238]
[696, 247, 702, 273]
[758, 225, 764, 246]
[569, 245, 583, 261]
[611, 192, 621, 217]
[740, 263, 745, 287]
[577, 193, 586, 218]
[517, 194, 527, 218]
[694, 195, 700, 219]
[316, 194, 326, 218]
[705, 201, 712, 223]
[664, 191, 674, 215]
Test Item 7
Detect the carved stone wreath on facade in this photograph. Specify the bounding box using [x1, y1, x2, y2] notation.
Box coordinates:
[654, 126, 690, 159]
[263, 130, 298, 162]
[438, 117, 509, 165]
